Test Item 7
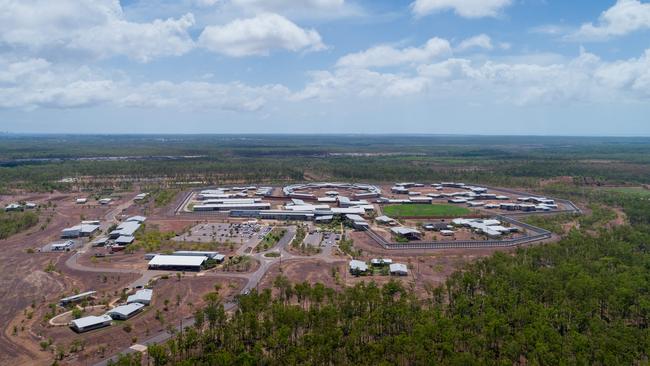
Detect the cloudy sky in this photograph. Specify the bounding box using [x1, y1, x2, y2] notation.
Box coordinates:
[1, 0, 650, 135]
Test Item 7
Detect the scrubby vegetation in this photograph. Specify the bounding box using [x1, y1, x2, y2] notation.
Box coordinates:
[0, 211, 39, 239]
[111, 222, 650, 365]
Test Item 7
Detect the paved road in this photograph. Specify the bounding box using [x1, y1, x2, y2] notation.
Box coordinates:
[93, 225, 303, 366]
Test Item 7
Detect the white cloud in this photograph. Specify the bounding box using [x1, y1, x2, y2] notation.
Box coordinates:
[198, 13, 325, 57]
[294, 68, 430, 101]
[0, 57, 290, 111]
[455, 34, 493, 52]
[70, 14, 196, 63]
[0, 0, 195, 62]
[572, 0, 650, 40]
[336, 37, 451, 68]
[299, 47, 650, 106]
[231, 0, 345, 13]
[411, 0, 513, 18]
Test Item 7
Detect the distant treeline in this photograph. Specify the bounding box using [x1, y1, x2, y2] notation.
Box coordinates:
[1, 135, 650, 191]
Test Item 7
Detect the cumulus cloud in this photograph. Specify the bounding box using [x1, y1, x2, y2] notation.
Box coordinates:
[336, 37, 451, 68]
[411, 0, 513, 18]
[455, 34, 493, 52]
[0, 57, 290, 111]
[571, 0, 650, 40]
[231, 0, 345, 13]
[299, 48, 650, 106]
[0, 0, 195, 62]
[198, 13, 325, 57]
[294, 68, 430, 101]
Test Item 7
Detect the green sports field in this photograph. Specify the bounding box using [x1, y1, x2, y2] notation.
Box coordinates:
[382, 204, 472, 218]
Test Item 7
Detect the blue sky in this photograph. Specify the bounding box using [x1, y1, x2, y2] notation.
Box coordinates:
[1, 0, 650, 135]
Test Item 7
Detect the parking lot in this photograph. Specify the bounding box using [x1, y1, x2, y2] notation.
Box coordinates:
[172, 222, 272, 248]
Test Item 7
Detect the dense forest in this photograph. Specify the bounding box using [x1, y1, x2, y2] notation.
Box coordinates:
[108, 195, 650, 365]
[0, 211, 39, 239]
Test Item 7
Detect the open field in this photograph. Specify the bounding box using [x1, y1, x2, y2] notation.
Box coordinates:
[383, 204, 472, 218]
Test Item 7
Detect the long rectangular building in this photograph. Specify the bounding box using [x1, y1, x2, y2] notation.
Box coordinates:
[148, 255, 206, 271]
[193, 203, 271, 212]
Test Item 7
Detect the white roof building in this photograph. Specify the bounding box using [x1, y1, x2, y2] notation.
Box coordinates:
[115, 235, 135, 245]
[375, 215, 396, 225]
[70, 315, 112, 332]
[391, 227, 422, 237]
[107, 303, 145, 320]
[389, 263, 408, 276]
[76, 198, 88, 204]
[127, 289, 153, 305]
[370, 258, 393, 265]
[349, 260, 368, 272]
[126, 216, 147, 223]
[110, 221, 141, 238]
[148, 255, 206, 270]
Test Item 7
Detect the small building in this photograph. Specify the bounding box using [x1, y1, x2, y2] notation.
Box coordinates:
[4, 203, 22, 212]
[134, 193, 148, 201]
[76, 198, 88, 204]
[70, 315, 112, 333]
[109, 221, 141, 238]
[92, 237, 109, 247]
[126, 216, 146, 223]
[391, 186, 409, 194]
[61, 223, 100, 238]
[314, 215, 334, 223]
[148, 255, 206, 271]
[127, 289, 153, 305]
[440, 230, 455, 236]
[370, 258, 393, 266]
[51, 240, 75, 251]
[106, 303, 145, 320]
[173, 251, 220, 259]
[389, 263, 408, 276]
[409, 196, 433, 204]
[213, 254, 226, 263]
[375, 215, 397, 226]
[60, 291, 96, 305]
[423, 222, 449, 231]
[99, 198, 112, 205]
[25, 202, 37, 209]
[448, 198, 468, 204]
[349, 260, 368, 274]
[391, 227, 422, 240]
[115, 235, 135, 245]
[345, 214, 369, 230]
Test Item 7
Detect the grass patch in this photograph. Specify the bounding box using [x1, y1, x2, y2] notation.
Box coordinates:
[383, 204, 471, 218]
[258, 228, 286, 252]
[264, 252, 281, 258]
[600, 187, 650, 197]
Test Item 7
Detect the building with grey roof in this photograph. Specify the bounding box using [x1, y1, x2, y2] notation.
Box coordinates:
[106, 303, 145, 320]
[70, 314, 112, 333]
[127, 289, 153, 305]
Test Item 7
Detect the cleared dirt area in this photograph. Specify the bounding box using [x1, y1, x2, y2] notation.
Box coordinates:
[23, 275, 245, 366]
[258, 259, 347, 294]
[0, 191, 137, 365]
